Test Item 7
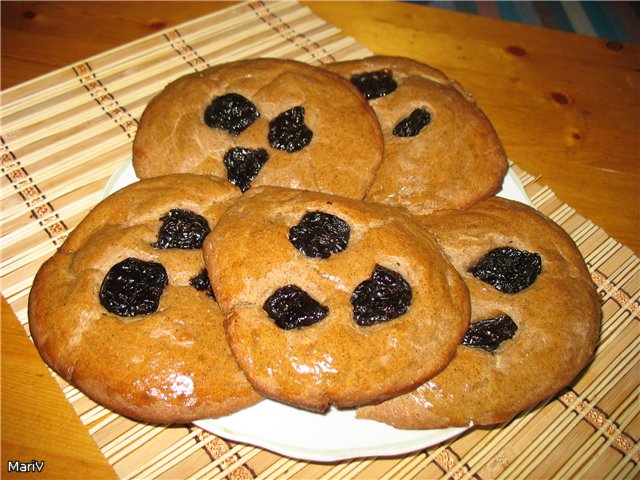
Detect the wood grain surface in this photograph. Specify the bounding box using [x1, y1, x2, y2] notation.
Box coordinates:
[309, 2, 639, 255]
[1, 297, 117, 479]
[1, 1, 638, 477]
[2, 1, 638, 253]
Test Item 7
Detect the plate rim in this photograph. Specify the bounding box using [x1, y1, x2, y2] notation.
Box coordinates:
[193, 409, 470, 462]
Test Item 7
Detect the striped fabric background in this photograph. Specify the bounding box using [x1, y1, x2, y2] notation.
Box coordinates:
[411, 1, 640, 44]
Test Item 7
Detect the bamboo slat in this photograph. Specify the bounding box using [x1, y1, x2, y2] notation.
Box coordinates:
[1, 2, 638, 479]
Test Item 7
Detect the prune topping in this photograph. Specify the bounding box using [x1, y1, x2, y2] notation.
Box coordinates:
[268, 106, 313, 152]
[190, 268, 215, 299]
[99, 257, 168, 317]
[462, 315, 518, 352]
[351, 264, 412, 326]
[289, 211, 350, 259]
[263, 285, 328, 330]
[223, 147, 269, 192]
[152, 209, 211, 250]
[350, 70, 398, 100]
[470, 247, 542, 294]
[204, 93, 259, 136]
[393, 108, 431, 137]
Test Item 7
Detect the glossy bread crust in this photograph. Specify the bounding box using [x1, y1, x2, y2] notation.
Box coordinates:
[132, 58, 384, 200]
[28, 174, 262, 424]
[357, 197, 601, 428]
[325, 56, 509, 214]
[203, 186, 471, 412]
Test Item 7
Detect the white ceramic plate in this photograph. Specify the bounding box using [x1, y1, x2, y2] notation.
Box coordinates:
[102, 159, 532, 207]
[195, 402, 467, 462]
[102, 160, 531, 461]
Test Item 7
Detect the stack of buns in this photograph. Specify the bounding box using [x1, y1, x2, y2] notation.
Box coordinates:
[28, 57, 601, 429]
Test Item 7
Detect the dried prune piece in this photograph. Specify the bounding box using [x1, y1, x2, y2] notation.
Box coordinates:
[470, 247, 542, 294]
[289, 211, 350, 259]
[263, 285, 328, 330]
[351, 264, 412, 326]
[204, 93, 259, 136]
[99, 257, 168, 317]
[350, 70, 397, 100]
[152, 209, 211, 250]
[190, 268, 215, 300]
[268, 106, 313, 152]
[223, 147, 269, 192]
[393, 108, 431, 137]
[462, 315, 518, 352]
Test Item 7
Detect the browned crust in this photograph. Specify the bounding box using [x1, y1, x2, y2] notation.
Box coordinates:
[357, 197, 601, 429]
[325, 56, 509, 214]
[28, 175, 262, 424]
[132, 58, 384, 200]
[203, 186, 471, 412]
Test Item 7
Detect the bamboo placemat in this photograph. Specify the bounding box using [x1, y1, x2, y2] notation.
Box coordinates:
[1, 1, 638, 479]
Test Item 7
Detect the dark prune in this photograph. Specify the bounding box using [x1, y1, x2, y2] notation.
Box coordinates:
[462, 315, 518, 352]
[223, 147, 269, 192]
[393, 108, 431, 137]
[99, 257, 168, 317]
[351, 264, 412, 326]
[263, 285, 328, 330]
[289, 211, 350, 259]
[350, 70, 397, 100]
[268, 106, 313, 152]
[190, 268, 215, 299]
[152, 209, 211, 250]
[470, 247, 542, 294]
[204, 93, 259, 136]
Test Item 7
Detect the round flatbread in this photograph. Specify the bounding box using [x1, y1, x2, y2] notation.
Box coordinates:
[357, 197, 601, 428]
[325, 56, 509, 214]
[132, 58, 384, 199]
[203, 186, 470, 412]
[29, 174, 261, 423]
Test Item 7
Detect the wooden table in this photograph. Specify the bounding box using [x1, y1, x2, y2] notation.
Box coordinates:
[3, 1, 638, 253]
[2, 2, 639, 478]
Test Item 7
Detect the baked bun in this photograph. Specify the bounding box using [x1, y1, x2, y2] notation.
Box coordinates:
[203, 186, 470, 412]
[357, 197, 601, 428]
[325, 56, 508, 214]
[132, 58, 384, 199]
[29, 174, 262, 423]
